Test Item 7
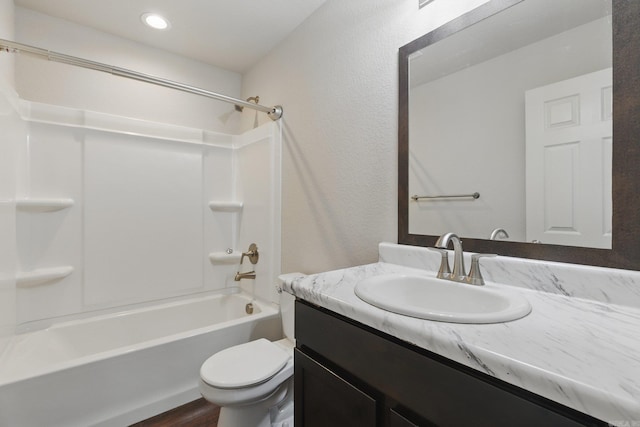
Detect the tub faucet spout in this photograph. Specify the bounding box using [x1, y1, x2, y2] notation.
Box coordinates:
[234, 271, 256, 281]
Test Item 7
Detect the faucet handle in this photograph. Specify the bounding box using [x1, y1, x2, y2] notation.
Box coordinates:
[466, 253, 496, 286]
[428, 247, 451, 279]
[240, 243, 259, 265]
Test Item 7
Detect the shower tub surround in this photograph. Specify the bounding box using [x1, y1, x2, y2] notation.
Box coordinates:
[10, 99, 282, 324]
[282, 243, 640, 426]
[0, 88, 283, 425]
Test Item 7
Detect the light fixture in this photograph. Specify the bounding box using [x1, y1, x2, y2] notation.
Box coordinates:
[141, 13, 170, 30]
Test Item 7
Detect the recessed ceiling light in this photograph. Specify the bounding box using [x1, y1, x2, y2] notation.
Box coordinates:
[141, 13, 170, 30]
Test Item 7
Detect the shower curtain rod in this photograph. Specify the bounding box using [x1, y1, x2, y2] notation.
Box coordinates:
[0, 38, 283, 121]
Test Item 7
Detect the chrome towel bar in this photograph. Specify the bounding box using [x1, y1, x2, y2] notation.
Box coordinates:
[411, 192, 480, 201]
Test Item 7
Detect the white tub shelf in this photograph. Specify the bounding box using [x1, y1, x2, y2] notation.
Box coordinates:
[209, 251, 242, 264]
[16, 266, 74, 288]
[16, 198, 75, 212]
[208, 201, 243, 212]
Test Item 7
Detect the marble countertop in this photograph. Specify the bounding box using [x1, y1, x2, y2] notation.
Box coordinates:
[282, 248, 640, 425]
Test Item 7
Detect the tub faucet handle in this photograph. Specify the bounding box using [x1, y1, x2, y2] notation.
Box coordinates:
[240, 243, 259, 265]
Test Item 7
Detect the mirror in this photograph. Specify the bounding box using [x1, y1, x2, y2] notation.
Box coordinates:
[399, 0, 640, 270]
[409, 0, 612, 249]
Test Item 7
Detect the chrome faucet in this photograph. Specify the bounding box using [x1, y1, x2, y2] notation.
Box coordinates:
[489, 228, 509, 240]
[431, 232, 495, 286]
[435, 232, 466, 281]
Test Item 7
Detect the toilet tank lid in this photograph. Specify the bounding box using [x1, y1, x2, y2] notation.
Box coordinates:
[200, 338, 290, 389]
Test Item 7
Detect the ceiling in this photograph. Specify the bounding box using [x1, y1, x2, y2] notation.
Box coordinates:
[410, 0, 611, 88]
[14, 0, 327, 73]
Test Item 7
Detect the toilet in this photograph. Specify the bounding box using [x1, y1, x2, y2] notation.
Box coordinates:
[199, 275, 298, 427]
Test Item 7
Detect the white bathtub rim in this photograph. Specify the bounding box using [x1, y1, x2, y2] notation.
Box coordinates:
[14, 286, 244, 334]
[0, 291, 279, 387]
[20, 287, 258, 332]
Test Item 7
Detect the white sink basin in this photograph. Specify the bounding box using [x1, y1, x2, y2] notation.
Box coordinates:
[354, 274, 531, 324]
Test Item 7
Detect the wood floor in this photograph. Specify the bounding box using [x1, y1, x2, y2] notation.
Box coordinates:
[131, 398, 220, 427]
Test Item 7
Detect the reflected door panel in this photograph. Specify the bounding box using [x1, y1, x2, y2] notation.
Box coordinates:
[525, 68, 612, 248]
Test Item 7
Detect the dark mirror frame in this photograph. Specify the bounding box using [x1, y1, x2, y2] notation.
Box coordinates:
[398, 0, 640, 270]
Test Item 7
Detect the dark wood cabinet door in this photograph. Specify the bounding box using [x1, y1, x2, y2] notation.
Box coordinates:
[389, 408, 421, 427]
[294, 349, 377, 427]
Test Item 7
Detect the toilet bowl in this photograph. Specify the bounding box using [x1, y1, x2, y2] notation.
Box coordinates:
[199, 274, 299, 427]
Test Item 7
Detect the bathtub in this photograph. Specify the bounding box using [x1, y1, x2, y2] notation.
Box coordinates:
[0, 291, 281, 427]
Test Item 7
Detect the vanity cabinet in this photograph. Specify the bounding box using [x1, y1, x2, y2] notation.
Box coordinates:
[294, 300, 606, 427]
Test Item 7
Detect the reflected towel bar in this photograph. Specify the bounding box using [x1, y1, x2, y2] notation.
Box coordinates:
[411, 192, 480, 201]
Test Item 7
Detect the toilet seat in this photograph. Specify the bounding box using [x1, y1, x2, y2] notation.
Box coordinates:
[201, 338, 290, 389]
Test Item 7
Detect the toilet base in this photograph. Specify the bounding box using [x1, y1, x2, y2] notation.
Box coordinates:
[216, 378, 292, 427]
[270, 395, 294, 427]
[218, 406, 271, 427]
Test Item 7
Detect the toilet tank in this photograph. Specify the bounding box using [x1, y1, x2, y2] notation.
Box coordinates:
[277, 273, 304, 342]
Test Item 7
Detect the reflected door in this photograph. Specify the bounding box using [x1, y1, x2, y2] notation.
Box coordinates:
[525, 68, 612, 248]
